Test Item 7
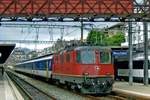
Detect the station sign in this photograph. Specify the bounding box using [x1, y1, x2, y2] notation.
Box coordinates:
[112, 50, 128, 57]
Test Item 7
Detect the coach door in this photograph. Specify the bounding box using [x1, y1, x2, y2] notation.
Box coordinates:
[46, 60, 49, 79]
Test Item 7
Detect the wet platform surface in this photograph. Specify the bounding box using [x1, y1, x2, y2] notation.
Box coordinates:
[0, 69, 17, 100]
[113, 81, 150, 99]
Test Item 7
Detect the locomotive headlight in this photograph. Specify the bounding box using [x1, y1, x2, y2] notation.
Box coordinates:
[96, 67, 100, 70]
[95, 66, 100, 71]
[102, 82, 106, 85]
[97, 80, 101, 85]
[84, 72, 89, 76]
[92, 82, 95, 86]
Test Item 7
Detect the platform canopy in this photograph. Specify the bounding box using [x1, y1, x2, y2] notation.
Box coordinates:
[0, 44, 15, 65]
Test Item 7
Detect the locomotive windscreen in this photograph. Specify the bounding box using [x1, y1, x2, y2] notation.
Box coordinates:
[76, 47, 111, 64]
[82, 50, 95, 64]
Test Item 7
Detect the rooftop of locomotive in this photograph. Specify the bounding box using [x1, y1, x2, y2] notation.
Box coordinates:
[58, 43, 112, 53]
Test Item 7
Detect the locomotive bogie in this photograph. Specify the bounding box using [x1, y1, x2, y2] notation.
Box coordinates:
[81, 77, 114, 94]
[52, 73, 114, 94]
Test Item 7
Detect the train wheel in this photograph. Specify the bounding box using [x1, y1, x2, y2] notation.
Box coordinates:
[66, 82, 71, 90]
[71, 84, 81, 93]
[54, 80, 60, 85]
[71, 84, 75, 90]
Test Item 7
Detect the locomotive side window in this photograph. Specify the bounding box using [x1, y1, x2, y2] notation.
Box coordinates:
[100, 51, 111, 64]
[78, 49, 95, 64]
[66, 53, 70, 62]
[76, 51, 81, 63]
[60, 54, 64, 64]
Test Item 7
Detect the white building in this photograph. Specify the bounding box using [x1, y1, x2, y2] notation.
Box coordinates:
[121, 22, 150, 47]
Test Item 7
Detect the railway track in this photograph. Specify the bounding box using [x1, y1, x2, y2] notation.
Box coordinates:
[7, 70, 128, 100]
[7, 71, 56, 100]
[62, 86, 127, 100]
[107, 94, 127, 100]
[85, 94, 127, 100]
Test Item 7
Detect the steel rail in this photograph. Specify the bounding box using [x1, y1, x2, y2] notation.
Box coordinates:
[7, 71, 56, 100]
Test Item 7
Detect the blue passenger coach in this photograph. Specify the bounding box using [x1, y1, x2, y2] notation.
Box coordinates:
[15, 54, 53, 78]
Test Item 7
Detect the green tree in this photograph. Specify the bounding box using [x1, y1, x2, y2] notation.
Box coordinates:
[87, 30, 125, 46]
[87, 30, 105, 45]
[105, 32, 125, 46]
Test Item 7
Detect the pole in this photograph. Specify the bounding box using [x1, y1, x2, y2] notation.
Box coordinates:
[81, 20, 83, 42]
[128, 21, 133, 85]
[138, 25, 140, 49]
[143, 21, 149, 85]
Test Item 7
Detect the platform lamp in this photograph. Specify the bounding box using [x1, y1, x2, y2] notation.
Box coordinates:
[58, 17, 64, 22]
[11, 17, 17, 21]
[42, 17, 48, 21]
[0, 52, 1, 58]
[89, 17, 95, 22]
[74, 17, 80, 21]
[27, 17, 33, 22]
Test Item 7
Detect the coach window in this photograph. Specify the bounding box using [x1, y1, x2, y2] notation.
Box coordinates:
[66, 53, 70, 62]
[28, 63, 32, 69]
[38, 61, 46, 70]
[60, 54, 64, 64]
[100, 51, 111, 64]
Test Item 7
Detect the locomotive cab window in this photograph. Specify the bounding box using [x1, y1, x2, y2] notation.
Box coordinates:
[77, 49, 96, 64]
[100, 51, 111, 64]
[76, 51, 81, 63]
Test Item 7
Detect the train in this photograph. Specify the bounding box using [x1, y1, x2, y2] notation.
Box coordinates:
[116, 54, 150, 83]
[15, 46, 114, 94]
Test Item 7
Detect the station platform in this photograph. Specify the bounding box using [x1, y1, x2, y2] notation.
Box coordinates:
[0, 69, 23, 100]
[113, 81, 150, 100]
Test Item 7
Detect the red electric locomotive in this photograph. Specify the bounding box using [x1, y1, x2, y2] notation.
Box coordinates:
[52, 46, 114, 94]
